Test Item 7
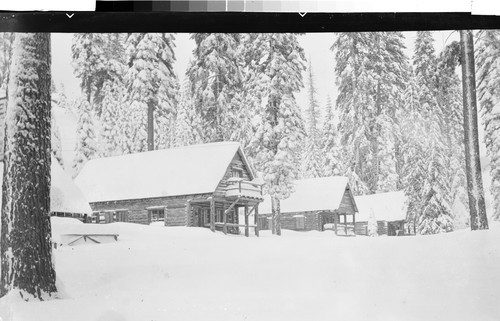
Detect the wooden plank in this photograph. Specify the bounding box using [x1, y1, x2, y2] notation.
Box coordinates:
[67, 236, 84, 246]
[223, 223, 257, 228]
[224, 197, 240, 215]
[85, 236, 101, 244]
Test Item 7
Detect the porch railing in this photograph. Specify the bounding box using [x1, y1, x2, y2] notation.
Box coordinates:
[225, 178, 263, 199]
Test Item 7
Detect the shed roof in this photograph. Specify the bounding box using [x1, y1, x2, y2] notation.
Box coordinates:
[0, 157, 92, 215]
[354, 191, 408, 222]
[259, 176, 351, 214]
[75, 142, 254, 203]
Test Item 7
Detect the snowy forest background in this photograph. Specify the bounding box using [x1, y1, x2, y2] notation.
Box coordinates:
[1, 31, 500, 235]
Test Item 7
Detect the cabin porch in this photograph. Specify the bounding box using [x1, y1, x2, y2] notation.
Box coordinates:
[188, 196, 262, 237]
[320, 211, 356, 236]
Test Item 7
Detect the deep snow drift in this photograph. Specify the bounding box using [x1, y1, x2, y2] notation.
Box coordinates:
[1, 218, 499, 321]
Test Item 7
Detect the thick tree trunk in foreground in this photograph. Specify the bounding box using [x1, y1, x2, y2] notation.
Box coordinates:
[0, 33, 57, 300]
[459, 30, 489, 230]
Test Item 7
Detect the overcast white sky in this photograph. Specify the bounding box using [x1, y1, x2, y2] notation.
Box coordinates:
[51, 31, 460, 118]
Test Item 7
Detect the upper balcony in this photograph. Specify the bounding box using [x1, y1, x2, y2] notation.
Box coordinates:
[225, 177, 264, 201]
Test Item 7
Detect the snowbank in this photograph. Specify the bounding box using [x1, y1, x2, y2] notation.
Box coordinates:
[2, 221, 499, 321]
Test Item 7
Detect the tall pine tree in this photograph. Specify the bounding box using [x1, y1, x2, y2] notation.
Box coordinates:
[321, 95, 343, 177]
[331, 32, 408, 194]
[436, 40, 469, 228]
[403, 31, 453, 234]
[476, 29, 500, 222]
[72, 99, 98, 177]
[460, 30, 488, 230]
[187, 33, 243, 143]
[0, 33, 57, 300]
[126, 33, 178, 151]
[301, 59, 323, 178]
[247, 33, 307, 236]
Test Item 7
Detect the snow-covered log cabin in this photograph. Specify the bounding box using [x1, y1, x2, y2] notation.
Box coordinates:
[354, 191, 408, 236]
[258, 177, 358, 236]
[75, 142, 264, 235]
[0, 156, 93, 219]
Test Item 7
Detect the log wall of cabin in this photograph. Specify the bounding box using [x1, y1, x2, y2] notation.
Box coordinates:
[89, 193, 211, 225]
[258, 211, 322, 231]
[355, 221, 389, 235]
[214, 151, 253, 198]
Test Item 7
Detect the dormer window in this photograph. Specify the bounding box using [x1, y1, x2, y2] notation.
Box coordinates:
[232, 168, 243, 178]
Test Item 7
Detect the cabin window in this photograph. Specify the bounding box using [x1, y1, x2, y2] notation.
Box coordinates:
[149, 209, 165, 222]
[295, 216, 305, 230]
[232, 168, 243, 178]
[216, 208, 223, 222]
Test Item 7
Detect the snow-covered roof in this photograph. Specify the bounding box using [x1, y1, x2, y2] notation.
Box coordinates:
[0, 157, 92, 214]
[259, 176, 350, 214]
[75, 142, 254, 203]
[354, 191, 408, 222]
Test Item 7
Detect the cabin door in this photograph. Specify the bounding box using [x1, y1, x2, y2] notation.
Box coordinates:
[320, 212, 336, 231]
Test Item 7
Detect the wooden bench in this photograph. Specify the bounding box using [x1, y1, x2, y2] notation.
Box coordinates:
[61, 233, 119, 246]
[214, 222, 259, 237]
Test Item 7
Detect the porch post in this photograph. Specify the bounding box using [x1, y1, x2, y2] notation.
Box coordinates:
[353, 211, 356, 236]
[255, 205, 259, 237]
[344, 214, 347, 235]
[210, 198, 215, 232]
[244, 204, 249, 237]
[223, 202, 228, 235]
[334, 211, 338, 236]
[186, 200, 191, 227]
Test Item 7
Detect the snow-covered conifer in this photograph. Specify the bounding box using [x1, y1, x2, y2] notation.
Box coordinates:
[72, 99, 98, 177]
[301, 59, 323, 178]
[0, 33, 14, 91]
[403, 31, 454, 234]
[331, 32, 408, 194]
[367, 209, 378, 236]
[51, 116, 64, 168]
[476, 30, 500, 222]
[187, 33, 243, 143]
[173, 78, 202, 147]
[126, 33, 177, 151]
[321, 95, 343, 177]
[247, 33, 307, 236]
[1, 33, 57, 299]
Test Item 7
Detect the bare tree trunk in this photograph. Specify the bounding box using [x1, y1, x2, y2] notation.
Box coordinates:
[460, 30, 489, 230]
[147, 100, 154, 151]
[0, 33, 57, 300]
[271, 196, 281, 236]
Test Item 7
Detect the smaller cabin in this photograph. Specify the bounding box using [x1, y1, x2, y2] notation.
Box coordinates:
[354, 191, 408, 236]
[258, 177, 358, 236]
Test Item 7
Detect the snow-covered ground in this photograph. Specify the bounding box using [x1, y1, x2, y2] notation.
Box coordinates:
[1, 218, 499, 321]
